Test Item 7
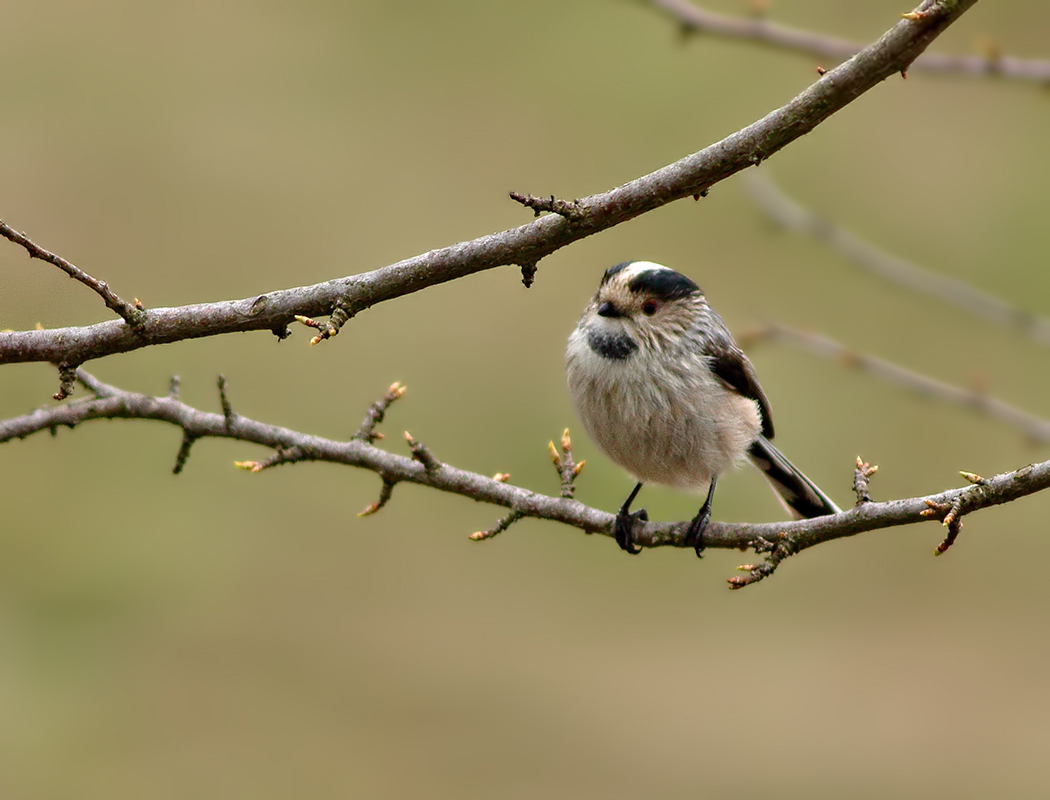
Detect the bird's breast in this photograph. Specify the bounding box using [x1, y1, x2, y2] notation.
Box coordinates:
[566, 332, 761, 491]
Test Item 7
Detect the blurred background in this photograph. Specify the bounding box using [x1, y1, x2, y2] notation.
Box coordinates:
[2, 0, 1049, 796]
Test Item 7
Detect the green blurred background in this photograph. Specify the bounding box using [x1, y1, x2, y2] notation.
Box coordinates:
[2, 1, 1049, 796]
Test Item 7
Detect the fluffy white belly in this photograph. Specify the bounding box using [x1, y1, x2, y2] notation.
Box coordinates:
[566, 333, 761, 491]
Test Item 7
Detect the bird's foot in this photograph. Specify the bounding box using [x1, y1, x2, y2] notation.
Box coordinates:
[685, 506, 711, 559]
[614, 507, 647, 555]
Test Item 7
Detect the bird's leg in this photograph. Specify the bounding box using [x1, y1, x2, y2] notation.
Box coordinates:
[613, 482, 646, 555]
[686, 479, 717, 558]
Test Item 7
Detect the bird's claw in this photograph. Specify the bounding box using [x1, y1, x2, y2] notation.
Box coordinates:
[686, 507, 710, 559]
[614, 508, 647, 555]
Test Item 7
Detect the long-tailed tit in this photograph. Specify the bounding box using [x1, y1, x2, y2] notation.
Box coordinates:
[566, 260, 839, 556]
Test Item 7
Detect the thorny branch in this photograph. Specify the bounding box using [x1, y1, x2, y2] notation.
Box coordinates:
[651, 0, 1050, 83]
[3, 371, 1049, 589]
[2, 0, 978, 379]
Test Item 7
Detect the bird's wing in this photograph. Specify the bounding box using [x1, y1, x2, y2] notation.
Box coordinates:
[706, 344, 775, 439]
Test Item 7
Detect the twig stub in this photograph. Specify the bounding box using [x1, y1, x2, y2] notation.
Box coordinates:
[728, 537, 796, 589]
[470, 509, 525, 541]
[853, 457, 879, 505]
[234, 445, 312, 473]
[53, 362, 80, 401]
[508, 192, 587, 220]
[359, 478, 396, 517]
[217, 375, 236, 430]
[404, 431, 440, 472]
[519, 262, 539, 288]
[173, 431, 198, 474]
[294, 301, 357, 346]
[548, 428, 585, 500]
[934, 517, 963, 556]
[355, 382, 406, 443]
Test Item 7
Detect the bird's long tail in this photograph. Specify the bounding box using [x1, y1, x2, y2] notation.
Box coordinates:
[747, 436, 840, 519]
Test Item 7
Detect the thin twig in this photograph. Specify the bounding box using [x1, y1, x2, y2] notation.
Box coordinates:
[727, 535, 795, 589]
[404, 431, 440, 472]
[853, 457, 879, 505]
[358, 479, 396, 517]
[1, 0, 978, 369]
[234, 446, 316, 473]
[934, 516, 963, 555]
[294, 302, 356, 345]
[2, 369, 1049, 589]
[217, 375, 236, 430]
[470, 510, 526, 541]
[745, 172, 1050, 347]
[354, 382, 405, 443]
[651, 0, 1050, 83]
[750, 324, 1050, 444]
[173, 432, 198, 474]
[53, 362, 79, 401]
[548, 428, 585, 499]
[0, 219, 146, 328]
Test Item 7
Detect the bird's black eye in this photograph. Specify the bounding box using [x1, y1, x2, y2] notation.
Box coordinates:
[642, 300, 659, 316]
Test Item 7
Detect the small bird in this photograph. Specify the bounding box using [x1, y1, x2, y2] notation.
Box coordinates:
[566, 260, 839, 555]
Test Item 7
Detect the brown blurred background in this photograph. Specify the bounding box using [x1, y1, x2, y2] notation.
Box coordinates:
[2, 1, 1050, 797]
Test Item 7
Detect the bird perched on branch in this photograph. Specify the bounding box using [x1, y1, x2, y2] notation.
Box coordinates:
[566, 260, 839, 555]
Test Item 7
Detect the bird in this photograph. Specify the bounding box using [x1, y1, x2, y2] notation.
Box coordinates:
[565, 260, 839, 555]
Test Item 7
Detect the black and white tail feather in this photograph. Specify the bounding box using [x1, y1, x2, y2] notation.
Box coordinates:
[747, 436, 840, 520]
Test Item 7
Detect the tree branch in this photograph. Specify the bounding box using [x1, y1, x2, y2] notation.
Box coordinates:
[743, 324, 1050, 444]
[0, 0, 977, 376]
[745, 172, 1050, 347]
[651, 0, 1050, 83]
[0, 219, 146, 329]
[4, 366, 1048, 589]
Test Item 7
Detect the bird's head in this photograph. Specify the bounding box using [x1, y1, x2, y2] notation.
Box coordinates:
[578, 260, 705, 359]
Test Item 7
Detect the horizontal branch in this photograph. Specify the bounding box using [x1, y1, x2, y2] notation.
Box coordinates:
[747, 324, 1050, 444]
[3, 366, 1047, 588]
[652, 0, 1050, 83]
[0, 0, 975, 373]
[745, 172, 1050, 347]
